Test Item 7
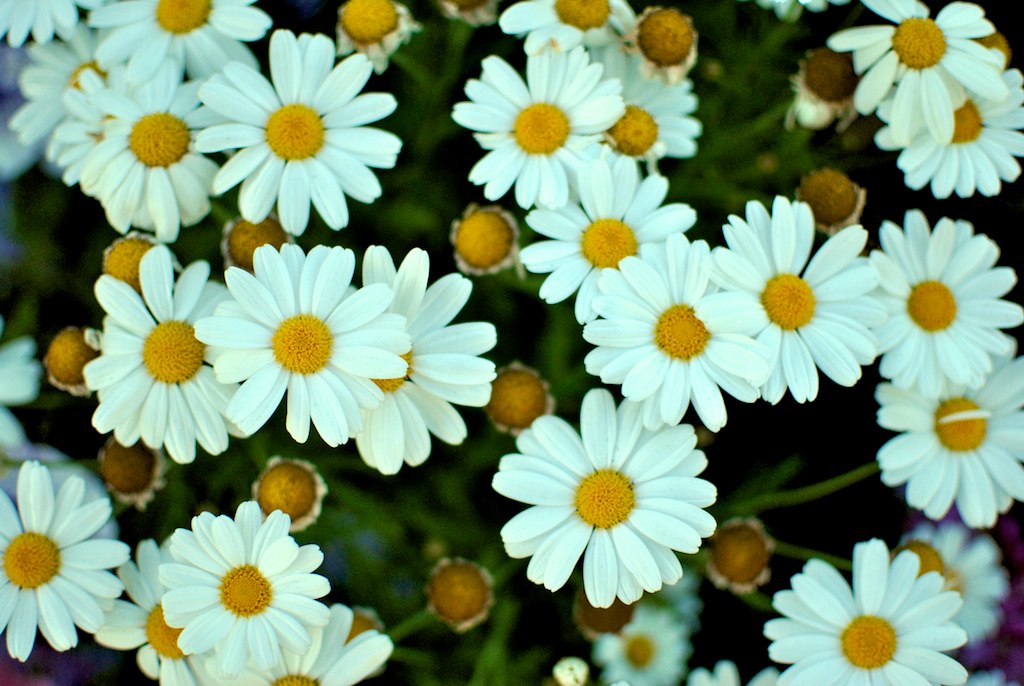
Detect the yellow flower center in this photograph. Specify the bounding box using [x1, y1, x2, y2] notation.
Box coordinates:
[68, 61, 105, 90]
[347, 609, 379, 641]
[145, 604, 185, 659]
[340, 0, 399, 44]
[427, 560, 493, 625]
[654, 304, 710, 360]
[266, 104, 325, 161]
[892, 18, 947, 70]
[104, 236, 154, 292]
[44, 326, 99, 389]
[574, 469, 635, 529]
[841, 615, 897, 669]
[100, 440, 158, 495]
[581, 219, 638, 269]
[637, 8, 694, 67]
[143, 321, 205, 384]
[606, 105, 659, 157]
[272, 677, 318, 686]
[554, 0, 610, 30]
[129, 113, 191, 168]
[907, 280, 956, 332]
[155, 0, 211, 34]
[708, 522, 772, 586]
[227, 217, 290, 272]
[3, 533, 61, 589]
[934, 397, 987, 452]
[485, 367, 549, 431]
[256, 461, 319, 521]
[803, 47, 858, 102]
[371, 351, 413, 393]
[624, 634, 656, 667]
[272, 314, 334, 375]
[952, 100, 983, 144]
[798, 168, 857, 226]
[219, 564, 273, 617]
[975, 32, 1011, 68]
[454, 210, 515, 270]
[761, 274, 816, 330]
[514, 103, 570, 155]
[894, 540, 945, 578]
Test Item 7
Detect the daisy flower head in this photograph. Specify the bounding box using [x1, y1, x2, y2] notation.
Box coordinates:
[197, 30, 403, 236]
[193, 243, 412, 447]
[354, 246, 497, 475]
[826, 0, 1008, 146]
[795, 168, 866, 235]
[520, 153, 697, 324]
[622, 6, 698, 85]
[0, 460, 130, 661]
[592, 604, 691, 686]
[876, 67, 1024, 200]
[89, 0, 272, 84]
[493, 387, 718, 608]
[497, 0, 635, 56]
[786, 47, 859, 132]
[252, 457, 327, 533]
[158, 501, 331, 680]
[0, 315, 42, 448]
[869, 209, 1023, 397]
[452, 47, 625, 210]
[967, 672, 1019, 686]
[42, 325, 101, 397]
[97, 437, 166, 511]
[335, 0, 420, 74]
[0, 0, 101, 47]
[449, 203, 521, 276]
[705, 517, 774, 594]
[221, 214, 293, 273]
[83, 244, 238, 465]
[875, 351, 1024, 529]
[708, 196, 885, 405]
[687, 661, 779, 686]
[583, 232, 772, 432]
[485, 361, 554, 434]
[426, 557, 495, 632]
[437, 0, 500, 27]
[739, 0, 851, 22]
[764, 537, 969, 686]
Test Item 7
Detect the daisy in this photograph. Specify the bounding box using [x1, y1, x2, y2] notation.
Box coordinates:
[785, 48, 859, 132]
[592, 604, 691, 686]
[966, 672, 1019, 686]
[89, 0, 271, 84]
[158, 501, 331, 680]
[622, 7, 697, 85]
[826, 0, 1007, 145]
[520, 154, 696, 324]
[498, 0, 635, 56]
[492, 387, 718, 608]
[0, 460, 129, 662]
[78, 63, 218, 242]
[48, 65, 126, 187]
[94, 539, 207, 686]
[335, 0, 420, 74]
[875, 352, 1024, 529]
[193, 243, 411, 447]
[876, 68, 1024, 199]
[869, 210, 1023, 397]
[354, 246, 496, 475]
[765, 537, 969, 686]
[252, 457, 327, 533]
[83, 245, 238, 465]
[687, 661, 779, 686]
[96, 437, 166, 511]
[583, 232, 771, 432]
[708, 196, 885, 404]
[196, 29, 402, 236]
[42, 325, 100, 397]
[0, 0, 101, 47]
[437, 0, 500, 27]
[484, 361, 554, 434]
[452, 47, 625, 210]
[449, 203, 521, 276]
[739, 0, 851, 22]
[795, 168, 866, 235]
[0, 315, 42, 449]
[426, 557, 494, 632]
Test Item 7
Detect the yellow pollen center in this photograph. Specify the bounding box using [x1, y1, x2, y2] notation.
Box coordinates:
[219, 564, 272, 617]
[145, 604, 185, 659]
[907, 280, 956, 332]
[485, 368, 549, 430]
[607, 105, 659, 157]
[554, 0, 610, 30]
[761, 274, 816, 330]
[45, 326, 99, 388]
[892, 18, 947, 70]
[934, 397, 987, 452]
[655, 304, 710, 360]
[340, 0, 399, 44]
[514, 103, 570, 155]
[371, 351, 413, 393]
[638, 8, 693, 67]
[841, 615, 897, 669]
[104, 237, 153, 292]
[129, 113, 190, 168]
[347, 610, 378, 641]
[143, 321, 205, 384]
[428, 561, 492, 624]
[709, 523, 771, 585]
[155, 0, 211, 33]
[3, 533, 61, 589]
[624, 634, 656, 667]
[266, 104, 325, 161]
[798, 168, 857, 226]
[455, 210, 514, 269]
[227, 218, 290, 272]
[272, 677, 318, 686]
[894, 540, 946, 578]
[803, 48, 858, 102]
[581, 219, 638, 269]
[257, 462, 319, 520]
[68, 61, 105, 90]
[976, 32, 1011, 68]
[272, 314, 334, 375]
[100, 441, 157, 494]
[952, 100, 983, 144]
[574, 469, 635, 529]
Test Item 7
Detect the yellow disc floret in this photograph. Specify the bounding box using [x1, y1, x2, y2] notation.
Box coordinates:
[143, 321, 205, 384]
[907, 280, 956, 332]
[637, 8, 694, 67]
[256, 461, 319, 521]
[841, 615, 897, 669]
[708, 521, 772, 586]
[894, 540, 946, 578]
[44, 326, 99, 389]
[371, 351, 412, 393]
[272, 314, 334, 375]
[514, 103, 570, 155]
[803, 48, 858, 102]
[155, 0, 211, 34]
[892, 18, 947, 70]
[554, 0, 610, 31]
[624, 634, 655, 667]
[227, 218, 290, 272]
[574, 469, 635, 529]
[485, 366, 550, 431]
[606, 105, 659, 157]
[340, 0, 399, 44]
[3, 532, 61, 589]
[100, 440, 158, 495]
[272, 676, 318, 686]
[581, 219, 638, 269]
[952, 100, 983, 144]
[654, 304, 710, 360]
[146, 604, 185, 659]
[934, 397, 987, 452]
[130, 113, 191, 168]
[219, 564, 273, 617]
[454, 210, 515, 270]
[797, 168, 857, 226]
[427, 559, 493, 628]
[104, 236, 154, 292]
[266, 104, 325, 161]
[762, 274, 816, 330]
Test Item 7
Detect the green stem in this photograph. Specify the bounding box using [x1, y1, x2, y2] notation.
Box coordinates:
[388, 608, 436, 644]
[728, 461, 880, 515]
[773, 539, 854, 572]
[736, 589, 775, 613]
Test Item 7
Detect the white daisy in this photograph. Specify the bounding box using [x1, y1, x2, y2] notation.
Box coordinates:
[493, 387, 717, 608]
[498, 0, 635, 56]
[876, 67, 1024, 199]
[94, 539, 207, 686]
[967, 672, 1019, 686]
[196, 29, 402, 236]
[898, 522, 1009, 642]
[193, 243, 411, 447]
[335, 0, 420, 74]
[452, 47, 625, 210]
[826, 0, 1007, 145]
[0, 315, 42, 449]
[708, 196, 886, 404]
[687, 661, 779, 686]
[0, 0, 101, 47]
[89, 0, 271, 84]
[0, 460, 129, 662]
[739, 0, 851, 22]
[354, 245, 496, 475]
[78, 63, 218, 242]
[869, 209, 1023, 397]
[83, 244, 238, 465]
[875, 352, 1024, 529]
[583, 232, 771, 432]
[520, 154, 696, 324]
[158, 501, 331, 680]
[437, 0, 499, 27]
[592, 604, 691, 686]
[785, 48, 859, 132]
[621, 6, 698, 85]
[765, 538, 969, 686]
